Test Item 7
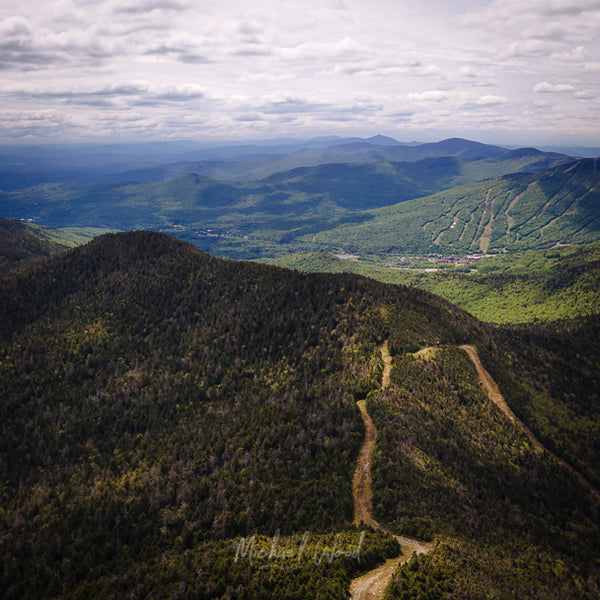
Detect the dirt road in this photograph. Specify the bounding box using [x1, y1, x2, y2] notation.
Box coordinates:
[381, 341, 392, 391]
[349, 344, 433, 599]
[353, 399, 377, 529]
[350, 342, 599, 599]
[461, 344, 600, 501]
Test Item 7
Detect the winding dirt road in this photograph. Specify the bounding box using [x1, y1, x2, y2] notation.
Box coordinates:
[380, 341, 392, 391]
[460, 344, 600, 501]
[349, 342, 599, 599]
[349, 343, 432, 600]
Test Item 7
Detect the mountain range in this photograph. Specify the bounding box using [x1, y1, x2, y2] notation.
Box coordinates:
[0, 136, 577, 188]
[1, 137, 597, 260]
[1, 135, 600, 599]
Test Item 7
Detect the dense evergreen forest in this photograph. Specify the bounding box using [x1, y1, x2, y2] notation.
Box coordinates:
[0, 231, 598, 598]
[0, 216, 71, 270]
[370, 346, 599, 599]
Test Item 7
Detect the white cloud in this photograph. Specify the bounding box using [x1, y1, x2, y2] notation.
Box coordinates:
[115, 0, 187, 15]
[475, 95, 508, 106]
[0, 15, 32, 37]
[533, 82, 576, 93]
[0, 0, 598, 143]
[508, 39, 563, 58]
[406, 90, 452, 103]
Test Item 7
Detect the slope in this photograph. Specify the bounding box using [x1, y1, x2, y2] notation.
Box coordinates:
[0, 216, 71, 269]
[308, 157, 600, 255]
[1, 137, 558, 188]
[0, 216, 109, 271]
[0, 149, 578, 261]
[350, 343, 433, 600]
[0, 231, 482, 599]
[407, 242, 600, 323]
[133, 138, 569, 182]
[370, 344, 599, 599]
[1, 232, 598, 599]
[268, 241, 600, 324]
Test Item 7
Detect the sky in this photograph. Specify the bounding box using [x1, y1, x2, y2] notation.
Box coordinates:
[1, 0, 599, 146]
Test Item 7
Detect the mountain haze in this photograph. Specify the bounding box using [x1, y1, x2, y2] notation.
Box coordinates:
[0, 137, 572, 188]
[0, 147, 590, 260]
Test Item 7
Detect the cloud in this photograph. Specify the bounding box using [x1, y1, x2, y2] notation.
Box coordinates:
[461, 0, 600, 26]
[406, 90, 452, 103]
[474, 95, 508, 106]
[278, 37, 363, 64]
[238, 72, 293, 83]
[257, 96, 332, 115]
[2, 82, 206, 106]
[533, 82, 576, 93]
[458, 66, 480, 78]
[0, 14, 32, 37]
[0, 15, 121, 71]
[534, 0, 600, 17]
[115, 0, 187, 14]
[508, 39, 563, 58]
[234, 113, 265, 123]
[0, 107, 87, 139]
[0, 0, 598, 143]
[0, 16, 63, 68]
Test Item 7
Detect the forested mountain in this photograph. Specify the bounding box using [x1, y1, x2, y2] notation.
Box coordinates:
[0, 217, 112, 273]
[311, 157, 600, 255]
[0, 231, 480, 598]
[1, 231, 598, 599]
[0, 216, 71, 269]
[108, 138, 570, 183]
[0, 155, 594, 260]
[0, 137, 570, 188]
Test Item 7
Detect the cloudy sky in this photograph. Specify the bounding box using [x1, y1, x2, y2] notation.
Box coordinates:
[1, 0, 599, 145]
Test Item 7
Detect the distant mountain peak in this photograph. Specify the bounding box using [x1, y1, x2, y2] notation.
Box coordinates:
[505, 147, 545, 158]
[365, 134, 400, 146]
[438, 137, 492, 148]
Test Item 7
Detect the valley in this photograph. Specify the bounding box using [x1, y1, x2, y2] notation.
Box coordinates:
[1, 138, 598, 263]
[0, 136, 599, 599]
[268, 242, 600, 324]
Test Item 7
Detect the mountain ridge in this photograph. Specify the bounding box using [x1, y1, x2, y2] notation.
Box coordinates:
[0, 153, 589, 260]
[1, 231, 599, 599]
[0, 136, 571, 188]
[307, 157, 600, 255]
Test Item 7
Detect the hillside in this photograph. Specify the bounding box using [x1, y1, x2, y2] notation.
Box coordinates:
[1, 231, 599, 599]
[0, 148, 582, 261]
[0, 216, 70, 269]
[125, 139, 570, 183]
[0, 231, 480, 599]
[308, 158, 600, 255]
[0, 217, 109, 271]
[267, 242, 600, 324]
[0, 137, 571, 188]
[407, 242, 600, 323]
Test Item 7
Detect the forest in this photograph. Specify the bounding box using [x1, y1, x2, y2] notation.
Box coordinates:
[0, 231, 598, 599]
